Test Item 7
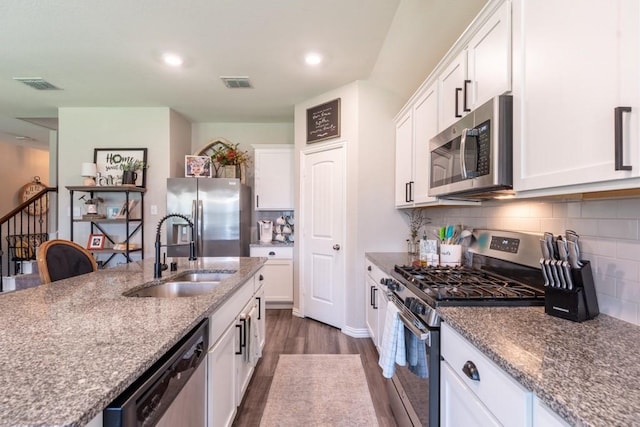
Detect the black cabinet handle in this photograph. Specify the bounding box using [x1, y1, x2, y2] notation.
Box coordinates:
[256, 195, 260, 208]
[235, 324, 243, 355]
[462, 360, 480, 381]
[259, 274, 264, 281]
[409, 181, 414, 202]
[367, 265, 372, 271]
[256, 296, 262, 320]
[268, 251, 275, 256]
[463, 80, 471, 112]
[615, 106, 632, 171]
[370, 285, 376, 307]
[455, 88, 463, 118]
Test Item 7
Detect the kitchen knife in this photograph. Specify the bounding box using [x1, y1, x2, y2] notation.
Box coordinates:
[539, 239, 551, 287]
[544, 232, 559, 261]
[565, 230, 582, 266]
[539, 239, 556, 287]
[556, 238, 574, 290]
[567, 240, 581, 270]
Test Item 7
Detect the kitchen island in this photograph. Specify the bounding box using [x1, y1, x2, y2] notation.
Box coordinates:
[366, 252, 640, 427]
[0, 256, 265, 427]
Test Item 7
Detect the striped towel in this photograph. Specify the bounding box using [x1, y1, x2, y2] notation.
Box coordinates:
[378, 302, 406, 378]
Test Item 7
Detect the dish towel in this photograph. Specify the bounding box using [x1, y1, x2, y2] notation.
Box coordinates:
[378, 302, 406, 378]
[249, 306, 262, 364]
[405, 327, 429, 378]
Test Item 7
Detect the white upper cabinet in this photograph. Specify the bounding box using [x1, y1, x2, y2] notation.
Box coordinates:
[439, 1, 511, 130]
[395, 83, 439, 207]
[253, 145, 294, 210]
[512, 0, 640, 193]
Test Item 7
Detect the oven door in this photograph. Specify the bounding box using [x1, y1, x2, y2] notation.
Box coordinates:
[385, 293, 440, 427]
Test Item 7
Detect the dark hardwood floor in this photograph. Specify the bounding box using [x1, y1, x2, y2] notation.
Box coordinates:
[232, 309, 398, 427]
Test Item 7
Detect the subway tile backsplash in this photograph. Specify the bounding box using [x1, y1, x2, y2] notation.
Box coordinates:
[425, 197, 640, 326]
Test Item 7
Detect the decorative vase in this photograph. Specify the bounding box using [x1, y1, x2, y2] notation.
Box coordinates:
[121, 171, 138, 186]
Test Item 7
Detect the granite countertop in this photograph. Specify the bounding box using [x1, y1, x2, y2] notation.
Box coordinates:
[365, 252, 640, 427]
[0, 256, 266, 427]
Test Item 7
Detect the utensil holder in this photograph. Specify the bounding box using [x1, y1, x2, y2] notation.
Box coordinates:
[544, 260, 599, 322]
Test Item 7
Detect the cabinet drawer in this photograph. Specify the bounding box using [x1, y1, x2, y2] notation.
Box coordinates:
[441, 322, 531, 426]
[365, 260, 386, 285]
[250, 246, 293, 259]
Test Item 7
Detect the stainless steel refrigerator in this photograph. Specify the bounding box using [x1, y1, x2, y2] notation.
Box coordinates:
[166, 178, 251, 257]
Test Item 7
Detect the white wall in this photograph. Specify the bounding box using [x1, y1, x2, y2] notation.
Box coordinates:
[294, 80, 408, 333]
[0, 143, 49, 213]
[58, 107, 182, 260]
[421, 197, 640, 326]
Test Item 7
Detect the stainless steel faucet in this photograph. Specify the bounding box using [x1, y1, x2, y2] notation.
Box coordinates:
[155, 213, 196, 278]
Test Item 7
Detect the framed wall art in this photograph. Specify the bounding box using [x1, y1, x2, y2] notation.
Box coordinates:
[94, 148, 147, 187]
[185, 155, 212, 177]
[306, 98, 341, 143]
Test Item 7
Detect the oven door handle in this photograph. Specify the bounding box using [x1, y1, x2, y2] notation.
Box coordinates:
[385, 292, 431, 343]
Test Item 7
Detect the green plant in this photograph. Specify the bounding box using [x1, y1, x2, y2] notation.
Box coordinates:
[404, 208, 431, 242]
[119, 159, 148, 172]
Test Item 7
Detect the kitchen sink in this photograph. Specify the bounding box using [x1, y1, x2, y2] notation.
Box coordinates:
[124, 270, 237, 298]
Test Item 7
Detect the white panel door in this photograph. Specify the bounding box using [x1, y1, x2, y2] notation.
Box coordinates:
[301, 144, 345, 329]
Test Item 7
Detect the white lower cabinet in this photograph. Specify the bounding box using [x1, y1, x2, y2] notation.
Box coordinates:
[250, 246, 293, 305]
[207, 271, 265, 427]
[364, 261, 388, 351]
[440, 322, 531, 426]
[533, 396, 570, 427]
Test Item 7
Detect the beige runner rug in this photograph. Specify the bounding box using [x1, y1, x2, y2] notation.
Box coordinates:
[260, 354, 379, 427]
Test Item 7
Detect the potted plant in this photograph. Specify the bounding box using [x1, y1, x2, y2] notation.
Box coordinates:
[210, 143, 250, 181]
[119, 160, 148, 186]
[404, 208, 431, 254]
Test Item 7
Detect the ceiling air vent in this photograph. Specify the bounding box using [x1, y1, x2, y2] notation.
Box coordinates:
[220, 76, 252, 89]
[13, 77, 61, 90]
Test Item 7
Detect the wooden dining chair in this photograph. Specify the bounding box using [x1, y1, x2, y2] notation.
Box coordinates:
[37, 239, 98, 284]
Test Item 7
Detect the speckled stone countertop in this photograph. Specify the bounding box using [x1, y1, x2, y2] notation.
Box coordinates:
[0, 256, 265, 427]
[365, 252, 640, 427]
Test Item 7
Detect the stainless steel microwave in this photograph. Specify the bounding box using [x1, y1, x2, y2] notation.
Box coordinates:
[429, 95, 513, 199]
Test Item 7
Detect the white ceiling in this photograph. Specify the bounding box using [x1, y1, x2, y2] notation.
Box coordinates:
[0, 0, 486, 147]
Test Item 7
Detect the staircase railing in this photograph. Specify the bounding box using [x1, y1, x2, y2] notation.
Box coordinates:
[0, 186, 57, 292]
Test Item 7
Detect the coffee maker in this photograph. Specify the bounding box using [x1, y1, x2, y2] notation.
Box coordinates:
[258, 220, 273, 243]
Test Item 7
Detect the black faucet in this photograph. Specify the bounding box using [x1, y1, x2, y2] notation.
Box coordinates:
[155, 213, 196, 278]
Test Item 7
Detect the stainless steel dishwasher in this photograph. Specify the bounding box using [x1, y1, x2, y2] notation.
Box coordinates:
[104, 319, 208, 426]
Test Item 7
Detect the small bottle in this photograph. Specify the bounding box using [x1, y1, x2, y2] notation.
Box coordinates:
[419, 231, 428, 267]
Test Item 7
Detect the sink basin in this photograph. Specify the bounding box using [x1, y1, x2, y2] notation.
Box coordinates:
[126, 281, 222, 298]
[124, 270, 237, 298]
[170, 271, 236, 282]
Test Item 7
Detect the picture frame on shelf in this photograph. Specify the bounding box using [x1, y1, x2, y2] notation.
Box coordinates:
[87, 234, 105, 250]
[106, 206, 120, 219]
[185, 155, 212, 177]
[94, 148, 147, 188]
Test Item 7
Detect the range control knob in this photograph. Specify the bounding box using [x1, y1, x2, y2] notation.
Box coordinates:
[380, 278, 399, 291]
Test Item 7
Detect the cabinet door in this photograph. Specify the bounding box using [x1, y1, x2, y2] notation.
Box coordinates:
[413, 83, 439, 205]
[208, 324, 236, 427]
[262, 259, 294, 303]
[441, 361, 502, 427]
[365, 275, 379, 344]
[255, 283, 266, 351]
[395, 110, 414, 207]
[533, 396, 570, 427]
[513, 0, 640, 192]
[438, 51, 468, 130]
[235, 300, 256, 405]
[254, 148, 294, 210]
[375, 282, 388, 352]
[467, 0, 511, 109]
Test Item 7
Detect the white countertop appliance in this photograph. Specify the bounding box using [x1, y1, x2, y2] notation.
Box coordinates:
[258, 220, 274, 243]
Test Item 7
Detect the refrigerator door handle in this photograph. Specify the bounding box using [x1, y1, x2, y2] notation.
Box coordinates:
[198, 200, 204, 256]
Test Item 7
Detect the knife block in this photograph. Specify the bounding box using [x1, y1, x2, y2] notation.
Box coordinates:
[544, 260, 599, 322]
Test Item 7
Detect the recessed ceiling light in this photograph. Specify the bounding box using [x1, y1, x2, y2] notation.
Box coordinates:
[162, 53, 184, 67]
[305, 52, 323, 66]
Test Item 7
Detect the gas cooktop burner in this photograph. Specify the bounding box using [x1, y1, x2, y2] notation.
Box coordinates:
[393, 264, 545, 305]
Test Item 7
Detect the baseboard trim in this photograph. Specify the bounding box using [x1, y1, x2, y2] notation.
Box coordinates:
[342, 326, 370, 338]
[292, 307, 303, 318]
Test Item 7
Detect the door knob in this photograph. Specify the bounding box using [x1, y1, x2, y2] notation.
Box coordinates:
[333, 244, 341, 251]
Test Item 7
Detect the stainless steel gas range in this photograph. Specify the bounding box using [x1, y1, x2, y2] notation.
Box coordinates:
[380, 229, 546, 427]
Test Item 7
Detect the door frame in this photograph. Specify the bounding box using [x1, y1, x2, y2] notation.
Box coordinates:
[298, 140, 347, 327]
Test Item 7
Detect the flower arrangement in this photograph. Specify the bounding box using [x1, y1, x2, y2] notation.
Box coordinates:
[210, 143, 250, 167]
